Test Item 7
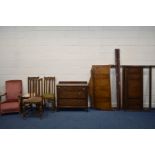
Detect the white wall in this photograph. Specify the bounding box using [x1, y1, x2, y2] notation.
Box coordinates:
[0, 26, 155, 107]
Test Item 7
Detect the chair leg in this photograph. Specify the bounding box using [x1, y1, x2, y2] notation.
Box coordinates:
[42, 99, 45, 110]
[52, 100, 56, 111]
[39, 103, 43, 119]
[22, 104, 27, 119]
[22, 103, 32, 119]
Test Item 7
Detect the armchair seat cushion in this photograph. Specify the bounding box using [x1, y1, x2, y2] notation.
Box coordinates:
[0, 101, 19, 113]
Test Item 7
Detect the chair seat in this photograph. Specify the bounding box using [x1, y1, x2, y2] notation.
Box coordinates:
[23, 97, 42, 103]
[43, 93, 54, 99]
[0, 101, 19, 113]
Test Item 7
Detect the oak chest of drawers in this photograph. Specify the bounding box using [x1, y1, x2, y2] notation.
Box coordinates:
[57, 81, 88, 110]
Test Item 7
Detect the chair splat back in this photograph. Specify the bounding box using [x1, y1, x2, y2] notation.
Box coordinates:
[44, 77, 55, 96]
[28, 77, 43, 97]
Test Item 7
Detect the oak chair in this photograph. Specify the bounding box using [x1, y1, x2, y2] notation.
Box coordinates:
[21, 77, 43, 118]
[43, 77, 56, 111]
[0, 80, 22, 115]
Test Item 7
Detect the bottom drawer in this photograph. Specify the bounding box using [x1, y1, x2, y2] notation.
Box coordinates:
[57, 99, 88, 108]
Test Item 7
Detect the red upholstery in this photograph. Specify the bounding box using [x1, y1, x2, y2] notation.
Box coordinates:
[6, 80, 22, 101]
[0, 80, 22, 115]
[0, 101, 19, 113]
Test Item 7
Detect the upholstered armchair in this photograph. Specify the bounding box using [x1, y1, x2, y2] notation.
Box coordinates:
[0, 80, 22, 115]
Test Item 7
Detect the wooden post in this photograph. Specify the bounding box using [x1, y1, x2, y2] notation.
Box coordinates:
[115, 49, 121, 110]
[149, 66, 152, 110]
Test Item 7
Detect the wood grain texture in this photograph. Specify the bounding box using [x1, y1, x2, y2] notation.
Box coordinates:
[123, 67, 143, 110]
[57, 81, 88, 110]
[90, 65, 112, 110]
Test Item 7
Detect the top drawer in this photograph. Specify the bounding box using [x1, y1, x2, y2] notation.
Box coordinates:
[57, 86, 87, 99]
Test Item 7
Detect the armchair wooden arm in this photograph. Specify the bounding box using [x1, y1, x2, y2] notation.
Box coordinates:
[0, 93, 6, 102]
